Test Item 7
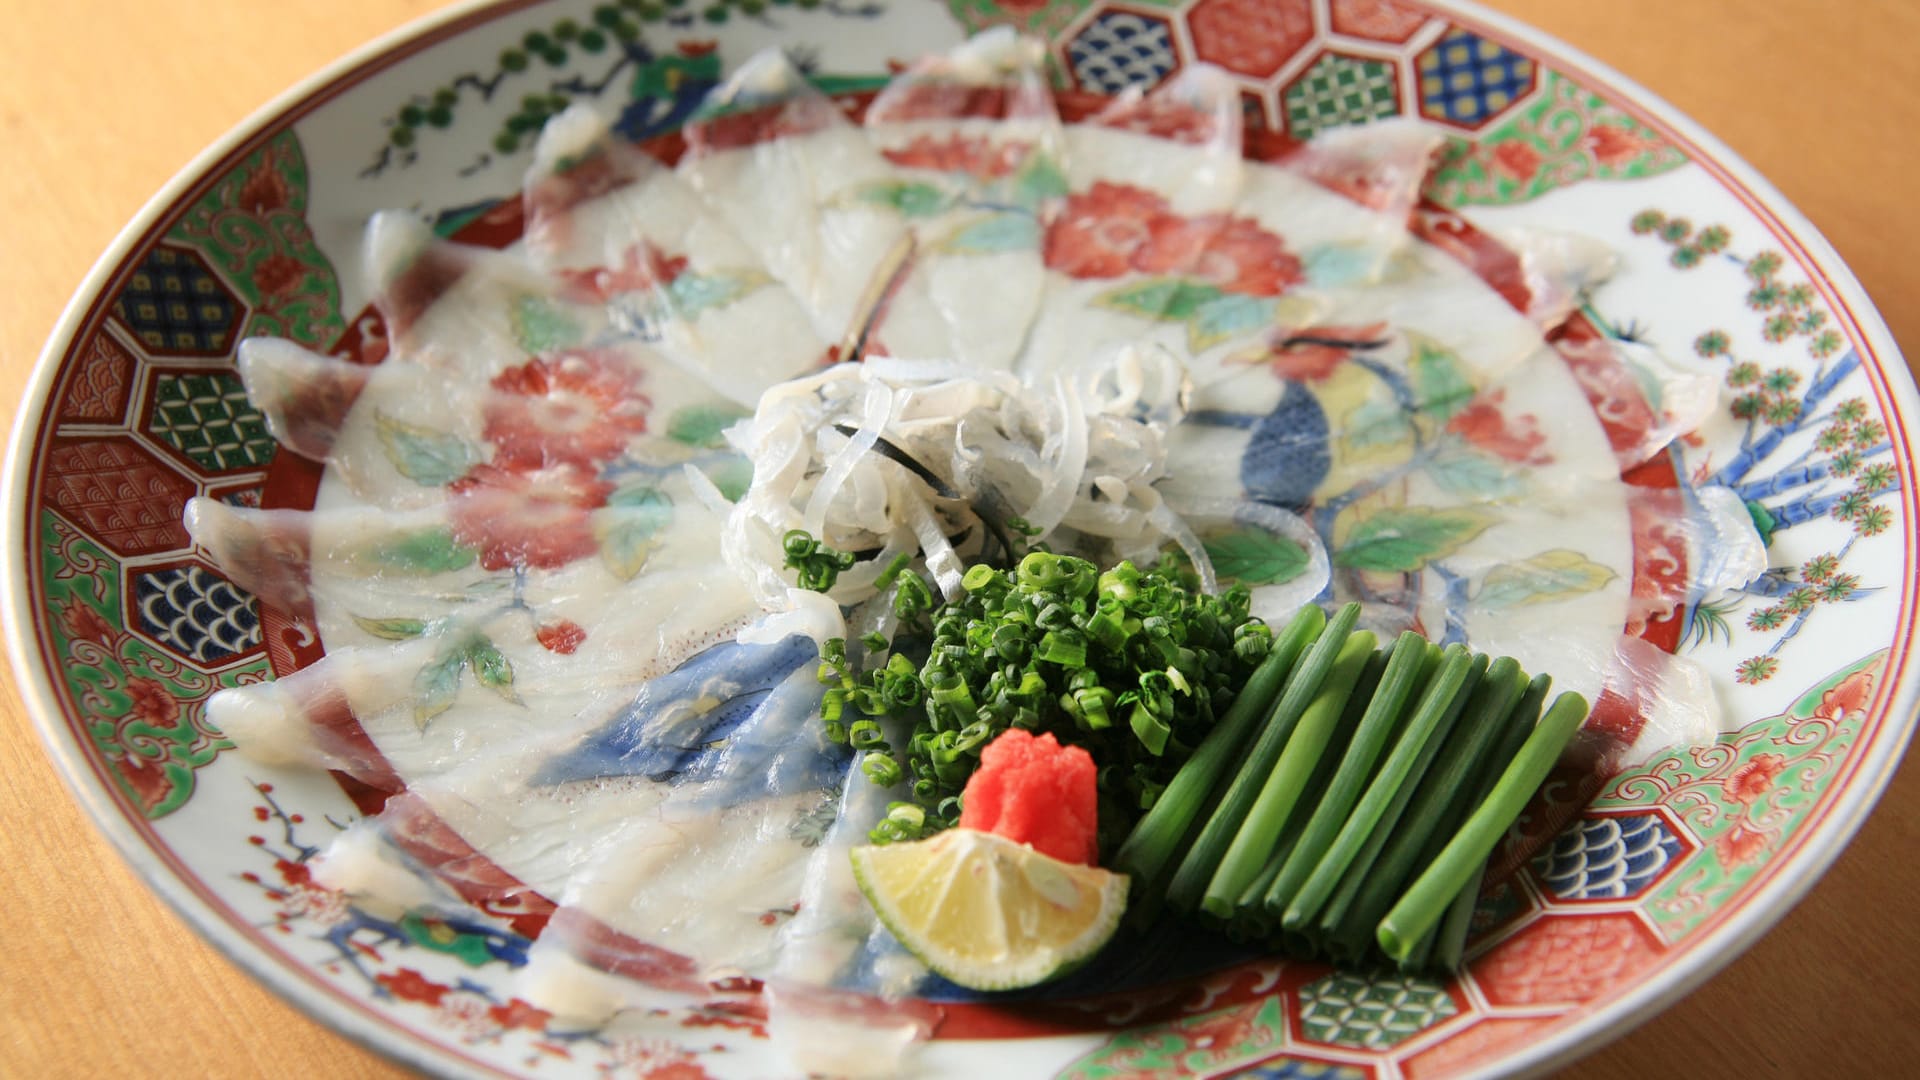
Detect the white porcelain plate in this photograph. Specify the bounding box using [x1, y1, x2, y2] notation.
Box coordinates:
[6, 1, 1916, 1077]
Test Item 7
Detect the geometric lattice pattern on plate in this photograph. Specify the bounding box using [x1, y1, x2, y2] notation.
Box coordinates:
[43, 438, 196, 557]
[1328, 0, 1430, 44]
[112, 243, 242, 356]
[131, 563, 260, 665]
[1534, 812, 1688, 900]
[1416, 28, 1536, 128]
[1067, 10, 1178, 93]
[147, 372, 275, 472]
[1187, 0, 1314, 79]
[59, 331, 138, 424]
[1473, 912, 1663, 1008]
[1284, 53, 1401, 139]
[1297, 972, 1458, 1049]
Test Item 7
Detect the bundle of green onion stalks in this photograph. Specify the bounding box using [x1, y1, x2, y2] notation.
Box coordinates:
[1113, 602, 1589, 972]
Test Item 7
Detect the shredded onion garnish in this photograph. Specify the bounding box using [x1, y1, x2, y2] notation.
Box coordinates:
[724, 345, 1280, 615]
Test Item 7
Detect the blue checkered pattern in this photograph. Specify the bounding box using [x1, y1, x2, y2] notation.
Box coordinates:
[1067, 11, 1177, 94]
[114, 245, 240, 356]
[1417, 28, 1535, 126]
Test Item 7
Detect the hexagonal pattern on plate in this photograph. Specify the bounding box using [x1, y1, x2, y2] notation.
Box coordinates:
[1471, 911, 1662, 1007]
[1398, 1016, 1557, 1079]
[43, 438, 196, 557]
[129, 562, 261, 666]
[146, 370, 276, 473]
[1415, 28, 1537, 129]
[1187, 0, 1314, 79]
[1296, 972, 1458, 1050]
[57, 330, 138, 424]
[1241, 1053, 1373, 1079]
[1534, 811, 1688, 900]
[1283, 52, 1401, 139]
[1066, 9, 1179, 93]
[1328, 0, 1430, 44]
[112, 243, 243, 357]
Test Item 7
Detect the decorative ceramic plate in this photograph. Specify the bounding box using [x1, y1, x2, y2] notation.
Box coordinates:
[7, 0, 1915, 1077]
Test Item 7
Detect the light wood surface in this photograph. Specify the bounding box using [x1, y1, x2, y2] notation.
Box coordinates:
[1, 1, 1914, 1076]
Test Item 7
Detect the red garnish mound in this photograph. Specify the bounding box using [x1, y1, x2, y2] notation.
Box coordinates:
[958, 730, 1099, 866]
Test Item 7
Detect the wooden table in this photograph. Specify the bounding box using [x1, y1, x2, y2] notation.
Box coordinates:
[1, 1, 1914, 1076]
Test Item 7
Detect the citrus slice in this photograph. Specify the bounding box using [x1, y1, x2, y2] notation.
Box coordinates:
[850, 827, 1129, 991]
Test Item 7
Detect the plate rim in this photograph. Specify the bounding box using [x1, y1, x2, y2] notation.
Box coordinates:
[0, 4, 552, 1074]
[3, 1, 1915, 1077]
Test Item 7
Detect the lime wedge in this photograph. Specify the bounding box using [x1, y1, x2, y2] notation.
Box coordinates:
[850, 828, 1129, 991]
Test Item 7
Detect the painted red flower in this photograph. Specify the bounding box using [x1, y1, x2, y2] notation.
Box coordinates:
[1134, 213, 1302, 296]
[448, 462, 612, 572]
[124, 677, 181, 728]
[1446, 390, 1553, 464]
[252, 253, 307, 298]
[1260, 323, 1390, 382]
[376, 967, 450, 1006]
[1818, 669, 1874, 719]
[536, 620, 587, 655]
[1723, 752, 1787, 804]
[59, 598, 114, 647]
[483, 349, 650, 470]
[238, 163, 291, 215]
[1042, 182, 1171, 279]
[1586, 124, 1653, 166]
[644, 1065, 711, 1080]
[1714, 824, 1770, 869]
[554, 243, 690, 303]
[115, 752, 174, 813]
[1094, 96, 1222, 145]
[488, 998, 553, 1032]
[1491, 140, 1543, 180]
[881, 133, 1029, 178]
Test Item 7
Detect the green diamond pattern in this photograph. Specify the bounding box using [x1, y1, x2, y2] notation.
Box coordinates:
[1297, 972, 1457, 1049]
[148, 373, 274, 472]
[1284, 54, 1399, 139]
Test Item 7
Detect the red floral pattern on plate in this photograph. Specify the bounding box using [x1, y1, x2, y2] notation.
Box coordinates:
[378, 967, 453, 1006]
[1586, 123, 1657, 166]
[1255, 323, 1390, 382]
[1491, 140, 1543, 180]
[125, 676, 182, 727]
[1134, 213, 1303, 296]
[880, 132, 1029, 177]
[1714, 823, 1772, 868]
[1446, 389, 1553, 464]
[1723, 752, 1787, 803]
[554, 243, 690, 304]
[449, 461, 612, 571]
[483, 349, 650, 470]
[536, 619, 588, 655]
[1044, 182, 1302, 296]
[1045, 182, 1168, 278]
[57, 597, 114, 647]
[252, 252, 308, 297]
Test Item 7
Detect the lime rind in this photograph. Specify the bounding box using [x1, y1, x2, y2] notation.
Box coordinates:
[850, 828, 1129, 992]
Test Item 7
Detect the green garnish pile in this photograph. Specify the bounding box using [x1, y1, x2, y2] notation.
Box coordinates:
[793, 530, 1594, 974]
[815, 549, 1273, 856]
[1112, 602, 1589, 971]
